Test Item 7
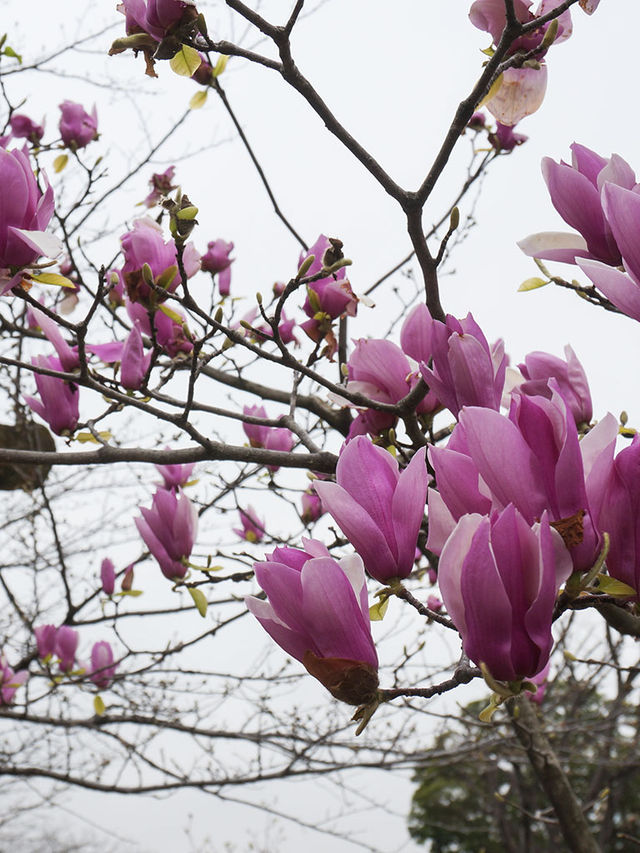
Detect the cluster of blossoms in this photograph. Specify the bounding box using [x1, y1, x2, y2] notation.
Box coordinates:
[34, 624, 117, 689]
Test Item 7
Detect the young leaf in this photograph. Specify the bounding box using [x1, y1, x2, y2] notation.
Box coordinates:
[93, 695, 106, 716]
[189, 90, 208, 110]
[170, 45, 201, 77]
[518, 276, 549, 292]
[188, 587, 208, 617]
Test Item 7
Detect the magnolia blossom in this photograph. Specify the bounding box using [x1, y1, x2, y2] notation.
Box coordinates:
[427, 394, 618, 571]
[246, 539, 379, 705]
[590, 435, 640, 598]
[470, 0, 572, 125]
[135, 488, 198, 579]
[34, 624, 58, 660]
[519, 144, 635, 265]
[155, 455, 196, 490]
[419, 312, 506, 419]
[58, 101, 98, 150]
[120, 218, 199, 305]
[0, 145, 61, 291]
[120, 323, 152, 389]
[578, 182, 640, 323]
[234, 506, 265, 543]
[315, 437, 428, 582]
[516, 344, 592, 425]
[201, 239, 234, 296]
[241, 405, 294, 471]
[301, 489, 323, 524]
[56, 626, 79, 673]
[24, 355, 79, 435]
[28, 306, 79, 372]
[143, 165, 177, 207]
[9, 114, 44, 144]
[0, 656, 28, 705]
[439, 506, 571, 682]
[89, 642, 117, 689]
[100, 558, 116, 596]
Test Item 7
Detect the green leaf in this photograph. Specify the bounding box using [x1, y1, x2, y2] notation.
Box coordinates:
[188, 587, 208, 617]
[115, 589, 143, 597]
[30, 272, 75, 288]
[93, 695, 106, 716]
[3, 45, 22, 62]
[189, 90, 208, 110]
[155, 265, 178, 291]
[176, 205, 198, 220]
[170, 45, 201, 77]
[74, 431, 112, 444]
[594, 575, 637, 597]
[518, 276, 549, 292]
[53, 154, 68, 173]
[158, 302, 183, 324]
[212, 54, 229, 77]
[369, 597, 389, 621]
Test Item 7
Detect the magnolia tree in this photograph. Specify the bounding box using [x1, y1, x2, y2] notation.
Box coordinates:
[0, 0, 639, 850]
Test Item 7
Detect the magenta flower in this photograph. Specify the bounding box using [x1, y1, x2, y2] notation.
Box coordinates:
[201, 239, 234, 296]
[143, 165, 177, 208]
[119, 0, 195, 42]
[300, 235, 357, 319]
[233, 506, 265, 543]
[516, 344, 592, 425]
[419, 312, 506, 419]
[439, 506, 571, 682]
[0, 145, 60, 276]
[59, 101, 98, 150]
[314, 437, 428, 583]
[135, 487, 198, 580]
[590, 435, 640, 598]
[427, 396, 618, 570]
[489, 122, 528, 152]
[301, 489, 323, 524]
[56, 626, 79, 673]
[9, 114, 44, 144]
[100, 558, 116, 596]
[469, 0, 572, 125]
[246, 539, 378, 705]
[155, 454, 196, 491]
[24, 355, 79, 435]
[578, 182, 640, 322]
[28, 306, 79, 372]
[400, 303, 435, 364]
[519, 144, 635, 266]
[89, 642, 117, 689]
[0, 656, 28, 704]
[120, 323, 151, 390]
[241, 405, 293, 471]
[34, 624, 58, 660]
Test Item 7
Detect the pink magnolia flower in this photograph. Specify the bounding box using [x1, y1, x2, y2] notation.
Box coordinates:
[56, 626, 79, 673]
[314, 437, 428, 583]
[439, 505, 571, 682]
[0, 656, 28, 704]
[234, 506, 265, 543]
[100, 558, 116, 596]
[519, 144, 634, 266]
[120, 323, 152, 390]
[120, 218, 199, 305]
[119, 0, 196, 43]
[9, 114, 44, 144]
[0, 145, 60, 282]
[590, 435, 640, 599]
[143, 165, 177, 208]
[246, 539, 379, 705]
[578, 182, 640, 323]
[28, 306, 79, 372]
[488, 122, 528, 151]
[58, 102, 98, 150]
[301, 489, 323, 524]
[135, 487, 198, 580]
[201, 239, 234, 296]
[516, 344, 592, 426]
[34, 624, 58, 660]
[127, 300, 194, 358]
[469, 0, 572, 125]
[427, 394, 618, 571]
[89, 642, 117, 689]
[24, 355, 79, 435]
[241, 405, 294, 471]
[419, 312, 506, 419]
[155, 455, 196, 490]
